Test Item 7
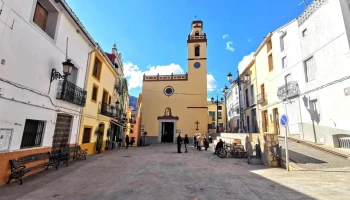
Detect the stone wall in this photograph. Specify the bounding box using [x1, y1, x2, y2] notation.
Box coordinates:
[261, 133, 279, 167]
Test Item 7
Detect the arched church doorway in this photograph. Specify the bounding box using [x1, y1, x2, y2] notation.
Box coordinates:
[161, 122, 174, 143]
[157, 107, 179, 143]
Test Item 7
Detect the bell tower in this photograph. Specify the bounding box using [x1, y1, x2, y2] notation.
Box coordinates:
[187, 20, 207, 96]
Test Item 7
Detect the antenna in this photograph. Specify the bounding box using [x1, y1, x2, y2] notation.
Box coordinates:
[298, 0, 307, 7]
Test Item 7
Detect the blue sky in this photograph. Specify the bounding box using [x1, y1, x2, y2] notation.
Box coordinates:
[66, 0, 309, 98]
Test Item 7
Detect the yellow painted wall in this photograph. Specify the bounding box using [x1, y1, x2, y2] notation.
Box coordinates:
[255, 36, 279, 134]
[140, 21, 208, 140]
[78, 51, 118, 154]
[207, 103, 227, 130]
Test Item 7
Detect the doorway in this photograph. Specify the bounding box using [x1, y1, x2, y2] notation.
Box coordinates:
[161, 122, 174, 143]
[262, 110, 268, 132]
[52, 114, 72, 158]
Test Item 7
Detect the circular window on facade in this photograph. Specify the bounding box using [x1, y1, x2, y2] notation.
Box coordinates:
[164, 86, 175, 96]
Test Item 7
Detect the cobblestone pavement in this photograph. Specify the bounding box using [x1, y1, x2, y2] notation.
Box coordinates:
[279, 138, 350, 171]
[1, 144, 350, 200]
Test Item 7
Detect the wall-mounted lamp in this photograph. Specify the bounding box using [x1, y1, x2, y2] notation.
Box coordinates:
[50, 59, 74, 83]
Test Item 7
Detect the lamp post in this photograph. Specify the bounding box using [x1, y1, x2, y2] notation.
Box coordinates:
[223, 85, 229, 132]
[49, 58, 74, 94]
[211, 95, 224, 135]
[227, 69, 249, 133]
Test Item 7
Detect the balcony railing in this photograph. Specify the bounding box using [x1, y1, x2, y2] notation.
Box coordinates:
[245, 96, 256, 108]
[257, 93, 267, 104]
[98, 102, 117, 117]
[56, 80, 87, 107]
[277, 81, 300, 100]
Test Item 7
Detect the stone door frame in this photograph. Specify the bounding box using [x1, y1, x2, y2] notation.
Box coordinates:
[158, 119, 177, 143]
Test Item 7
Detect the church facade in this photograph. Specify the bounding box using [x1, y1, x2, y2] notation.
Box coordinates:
[140, 20, 210, 144]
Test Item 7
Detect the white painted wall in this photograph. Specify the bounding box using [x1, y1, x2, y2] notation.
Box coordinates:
[226, 83, 239, 131]
[272, 0, 350, 146]
[0, 0, 93, 151]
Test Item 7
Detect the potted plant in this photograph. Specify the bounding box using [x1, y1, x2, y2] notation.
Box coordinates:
[95, 128, 103, 154]
[105, 128, 112, 150]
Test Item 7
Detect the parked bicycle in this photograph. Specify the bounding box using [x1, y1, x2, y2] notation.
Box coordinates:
[216, 143, 247, 159]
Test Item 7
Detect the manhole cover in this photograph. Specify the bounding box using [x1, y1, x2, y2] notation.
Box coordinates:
[123, 156, 131, 157]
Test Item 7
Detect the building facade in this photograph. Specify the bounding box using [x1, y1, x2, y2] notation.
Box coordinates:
[274, 0, 350, 147]
[140, 20, 209, 144]
[0, 0, 95, 184]
[225, 83, 240, 132]
[207, 101, 227, 133]
[240, 60, 259, 133]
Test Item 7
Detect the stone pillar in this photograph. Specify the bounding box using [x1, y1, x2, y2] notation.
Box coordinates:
[262, 133, 279, 167]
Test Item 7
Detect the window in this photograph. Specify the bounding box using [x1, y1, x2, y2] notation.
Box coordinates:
[219, 123, 224, 128]
[302, 29, 307, 37]
[267, 40, 272, 52]
[195, 31, 199, 36]
[218, 111, 222, 119]
[218, 106, 222, 110]
[282, 56, 287, 68]
[92, 57, 102, 80]
[245, 88, 249, 107]
[195, 45, 200, 56]
[304, 56, 316, 82]
[280, 33, 288, 51]
[92, 85, 98, 102]
[108, 96, 111, 104]
[268, 54, 274, 71]
[209, 111, 215, 121]
[212, 122, 216, 129]
[285, 74, 292, 85]
[21, 119, 45, 148]
[32, 0, 59, 39]
[82, 127, 91, 144]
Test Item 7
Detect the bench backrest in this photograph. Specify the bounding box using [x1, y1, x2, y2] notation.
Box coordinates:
[10, 152, 50, 167]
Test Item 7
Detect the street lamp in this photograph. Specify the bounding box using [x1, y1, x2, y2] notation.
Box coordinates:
[227, 69, 249, 133]
[211, 95, 224, 135]
[223, 85, 229, 132]
[50, 59, 74, 83]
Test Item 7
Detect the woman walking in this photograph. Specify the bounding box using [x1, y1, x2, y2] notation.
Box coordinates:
[184, 134, 189, 153]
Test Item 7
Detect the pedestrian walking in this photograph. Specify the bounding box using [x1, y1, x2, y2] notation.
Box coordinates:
[184, 134, 189, 153]
[197, 134, 203, 151]
[204, 138, 209, 150]
[194, 134, 197, 148]
[125, 135, 129, 149]
[177, 134, 183, 153]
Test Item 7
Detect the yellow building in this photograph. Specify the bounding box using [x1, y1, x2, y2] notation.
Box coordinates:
[140, 20, 209, 143]
[207, 100, 227, 133]
[240, 60, 259, 133]
[255, 33, 280, 134]
[78, 49, 119, 154]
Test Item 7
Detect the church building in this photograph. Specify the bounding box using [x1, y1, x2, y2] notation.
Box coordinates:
[140, 20, 210, 144]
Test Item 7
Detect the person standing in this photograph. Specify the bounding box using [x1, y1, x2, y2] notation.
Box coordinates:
[184, 134, 189, 153]
[194, 134, 197, 148]
[197, 134, 203, 151]
[177, 134, 183, 153]
[125, 135, 130, 149]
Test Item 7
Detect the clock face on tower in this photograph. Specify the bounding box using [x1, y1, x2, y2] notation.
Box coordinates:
[194, 62, 201, 69]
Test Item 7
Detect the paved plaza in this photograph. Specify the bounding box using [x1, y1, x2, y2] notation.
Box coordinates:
[1, 144, 350, 200]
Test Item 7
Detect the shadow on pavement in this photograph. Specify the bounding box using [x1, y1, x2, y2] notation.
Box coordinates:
[282, 149, 327, 164]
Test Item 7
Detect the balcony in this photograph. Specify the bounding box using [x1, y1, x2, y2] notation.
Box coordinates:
[277, 81, 300, 100]
[245, 96, 256, 108]
[98, 102, 117, 117]
[257, 93, 267, 104]
[56, 80, 87, 107]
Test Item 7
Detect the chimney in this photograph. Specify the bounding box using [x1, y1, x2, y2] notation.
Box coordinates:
[112, 43, 118, 55]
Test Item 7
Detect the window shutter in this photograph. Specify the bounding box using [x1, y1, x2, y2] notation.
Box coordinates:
[33, 3, 48, 31]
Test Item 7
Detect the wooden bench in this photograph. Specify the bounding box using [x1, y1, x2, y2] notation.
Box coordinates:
[59, 146, 87, 167]
[7, 152, 58, 185]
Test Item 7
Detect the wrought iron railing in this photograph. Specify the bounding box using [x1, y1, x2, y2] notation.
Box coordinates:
[257, 93, 267, 104]
[57, 80, 87, 107]
[98, 102, 117, 117]
[277, 81, 300, 100]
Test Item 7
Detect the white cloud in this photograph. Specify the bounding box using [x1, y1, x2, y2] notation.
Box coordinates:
[123, 62, 217, 93]
[207, 74, 217, 92]
[225, 41, 235, 52]
[222, 34, 229, 39]
[238, 52, 255, 75]
[248, 38, 252, 42]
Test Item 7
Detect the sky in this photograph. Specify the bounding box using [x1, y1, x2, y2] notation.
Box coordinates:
[65, 0, 310, 99]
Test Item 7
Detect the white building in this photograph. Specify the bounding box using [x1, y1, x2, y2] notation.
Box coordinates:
[273, 0, 350, 148]
[226, 83, 240, 132]
[0, 0, 96, 153]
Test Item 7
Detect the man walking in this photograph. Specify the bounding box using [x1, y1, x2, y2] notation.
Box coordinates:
[184, 134, 189, 153]
[194, 134, 197, 148]
[177, 134, 183, 153]
[125, 135, 130, 149]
